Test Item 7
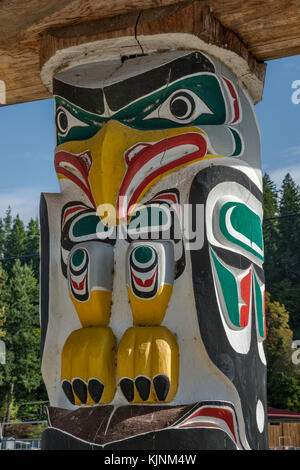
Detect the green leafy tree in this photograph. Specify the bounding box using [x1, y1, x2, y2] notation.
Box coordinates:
[264, 292, 300, 411]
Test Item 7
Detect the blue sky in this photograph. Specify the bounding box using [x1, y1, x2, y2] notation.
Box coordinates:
[0, 54, 300, 224]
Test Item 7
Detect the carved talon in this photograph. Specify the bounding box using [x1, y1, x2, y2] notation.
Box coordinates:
[117, 326, 179, 404]
[61, 327, 116, 405]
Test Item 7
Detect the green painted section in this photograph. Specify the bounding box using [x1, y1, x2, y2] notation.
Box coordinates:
[254, 272, 265, 339]
[72, 249, 85, 267]
[72, 215, 106, 238]
[134, 246, 153, 264]
[210, 248, 240, 328]
[229, 127, 243, 157]
[55, 74, 226, 144]
[219, 202, 264, 261]
[112, 75, 226, 130]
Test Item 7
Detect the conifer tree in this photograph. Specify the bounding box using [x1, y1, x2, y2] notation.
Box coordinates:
[0, 261, 43, 426]
[263, 173, 279, 287]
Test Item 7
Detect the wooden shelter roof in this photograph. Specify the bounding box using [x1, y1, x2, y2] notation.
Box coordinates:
[0, 0, 300, 106]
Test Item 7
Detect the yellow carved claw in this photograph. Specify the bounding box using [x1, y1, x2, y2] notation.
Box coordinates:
[61, 327, 116, 406]
[117, 326, 179, 404]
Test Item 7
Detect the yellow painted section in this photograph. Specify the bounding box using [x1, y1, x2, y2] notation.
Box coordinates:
[127, 284, 173, 326]
[117, 326, 179, 403]
[70, 289, 112, 327]
[56, 120, 208, 224]
[61, 327, 116, 405]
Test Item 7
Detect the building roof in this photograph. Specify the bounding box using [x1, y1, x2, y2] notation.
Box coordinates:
[268, 407, 300, 421]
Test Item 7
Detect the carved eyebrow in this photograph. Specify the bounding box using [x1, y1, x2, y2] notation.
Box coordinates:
[53, 79, 104, 115]
[104, 52, 215, 112]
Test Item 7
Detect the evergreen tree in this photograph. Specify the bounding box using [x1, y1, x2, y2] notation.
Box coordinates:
[268, 173, 300, 338]
[277, 173, 300, 281]
[263, 173, 279, 287]
[25, 218, 40, 279]
[0, 260, 44, 426]
[0, 219, 6, 260]
[4, 215, 27, 276]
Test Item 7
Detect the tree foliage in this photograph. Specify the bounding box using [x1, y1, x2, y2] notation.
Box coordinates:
[0, 211, 46, 425]
[263, 173, 300, 411]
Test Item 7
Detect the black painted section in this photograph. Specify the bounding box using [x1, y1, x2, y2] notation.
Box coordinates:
[41, 427, 237, 450]
[54, 52, 215, 115]
[73, 379, 88, 404]
[53, 80, 104, 115]
[120, 378, 135, 402]
[189, 166, 268, 450]
[153, 375, 170, 401]
[62, 380, 75, 405]
[40, 193, 50, 362]
[105, 52, 215, 112]
[135, 376, 151, 401]
[88, 379, 104, 403]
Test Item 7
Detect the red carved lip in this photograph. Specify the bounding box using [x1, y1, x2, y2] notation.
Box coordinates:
[117, 132, 207, 221]
[55, 150, 95, 207]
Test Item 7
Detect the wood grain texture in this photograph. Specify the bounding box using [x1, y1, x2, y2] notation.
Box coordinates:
[1, 0, 300, 106]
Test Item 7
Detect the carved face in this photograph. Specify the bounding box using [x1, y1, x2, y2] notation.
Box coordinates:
[41, 51, 267, 450]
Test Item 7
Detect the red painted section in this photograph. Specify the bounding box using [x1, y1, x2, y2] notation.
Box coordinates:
[240, 268, 252, 327]
[222, 76, 240, 124]
[182, 406, 237, 442]
[131, 266, 158, 288]
[62, 205, 89, 227]
[71, 274, 87, 291]
[117, 133, 207, 220]
[55, 150, 95, 207]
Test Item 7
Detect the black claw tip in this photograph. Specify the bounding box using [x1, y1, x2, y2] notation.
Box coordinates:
[62, 380, 75, 405]
[72, 378, 87, 404]
[135, 376, 151, 401]
[88, 379, 104, 403]
[120, 378, 134, 402]
[153, 374, 170, 401]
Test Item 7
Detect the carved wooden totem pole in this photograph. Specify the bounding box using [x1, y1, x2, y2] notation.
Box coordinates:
[40, 5, 268, 450]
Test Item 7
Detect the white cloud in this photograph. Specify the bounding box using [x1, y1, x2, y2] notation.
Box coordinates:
[269, 163, 300, 188]
[0, 185, 58, 226]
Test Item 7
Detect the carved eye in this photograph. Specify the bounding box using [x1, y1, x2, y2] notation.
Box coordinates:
[144, 89, 213, 124]
[55, 106, 89, 137]
[55, 108, 69, 135]
[169, 92, 195, 120]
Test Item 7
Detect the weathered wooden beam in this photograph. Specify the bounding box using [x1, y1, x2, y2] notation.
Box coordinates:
[40, 1, 266, 103]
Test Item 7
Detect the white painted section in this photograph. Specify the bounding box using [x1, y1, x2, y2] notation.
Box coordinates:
[256, 400, 265, 433]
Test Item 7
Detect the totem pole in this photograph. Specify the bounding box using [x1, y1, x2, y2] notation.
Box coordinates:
[40, 44, 267, 449]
